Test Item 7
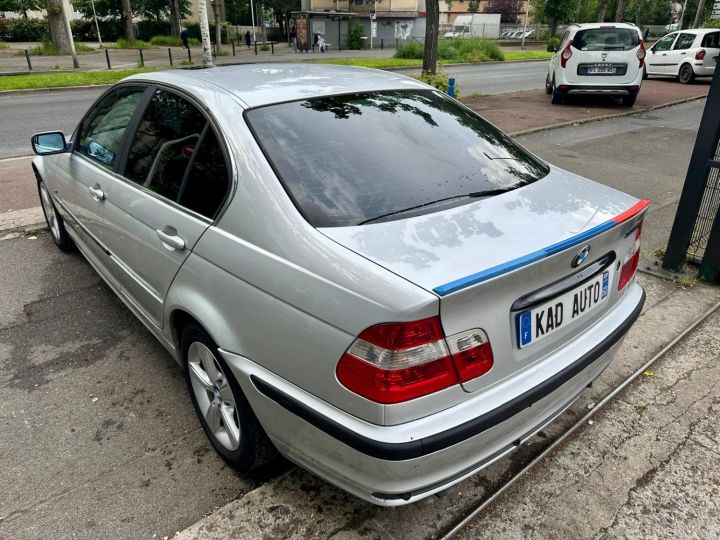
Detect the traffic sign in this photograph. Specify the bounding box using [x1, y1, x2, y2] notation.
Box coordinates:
[371, 21, 377, 37]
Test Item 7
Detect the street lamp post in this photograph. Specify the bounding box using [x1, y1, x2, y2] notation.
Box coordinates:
[520, 0, 530, 50]
[90, 0, 103, 48]
[250, 0, 257, 42]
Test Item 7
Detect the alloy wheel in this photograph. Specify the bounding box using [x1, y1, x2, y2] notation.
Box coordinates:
[187, 342, 241, 451]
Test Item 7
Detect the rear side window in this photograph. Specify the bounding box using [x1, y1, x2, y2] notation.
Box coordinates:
[77, 86, 145, 169]
[702, 32, 720, 48]
[125, 89, 207, 201]
[246, 90, 549, 227]
[178, 129, 230, 219]
[573, 27, 640, 51]
[673, 33, 696, 50]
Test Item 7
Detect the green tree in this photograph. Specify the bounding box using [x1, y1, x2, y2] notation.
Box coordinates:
[468, 0, 480, 13]
[0, 0, 42, 18]
[486, 0, 520, 23]
[533, 0, 578, 35]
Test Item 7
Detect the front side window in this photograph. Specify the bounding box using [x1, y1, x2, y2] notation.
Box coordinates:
[673, 33, 696, 50]
[76, 86, 145, 169]
[124, 89, 207, 201]
[247, 90, 549, 227]
[653, 33, 677, 52]
[572, 27, 640, 51]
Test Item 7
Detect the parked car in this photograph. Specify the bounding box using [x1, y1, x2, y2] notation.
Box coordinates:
[31, 64, 648, 506]
[644, 28, 720, 83]
[546, 22, 646, 106]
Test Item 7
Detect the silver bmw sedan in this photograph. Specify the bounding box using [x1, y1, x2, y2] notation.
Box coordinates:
[31, 64, 648, 505]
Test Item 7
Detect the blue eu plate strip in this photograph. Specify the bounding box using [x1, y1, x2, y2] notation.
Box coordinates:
[433, 221, 617, 296]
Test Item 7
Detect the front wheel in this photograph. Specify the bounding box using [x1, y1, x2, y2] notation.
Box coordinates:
[182, 323, 277, 471]
[551, 79, 563, 105]
[678, 64, 695, 84]
[545, 74, 552, 95]
[36, 175, 74, 251]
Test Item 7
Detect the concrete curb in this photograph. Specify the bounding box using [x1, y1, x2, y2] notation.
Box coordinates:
[508, 94, 707, 138]
[0, 84, 112, 97]
[0, 206, 46, 235]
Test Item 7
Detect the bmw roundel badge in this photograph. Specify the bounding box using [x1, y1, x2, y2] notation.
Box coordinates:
[571, 245, 591, 268]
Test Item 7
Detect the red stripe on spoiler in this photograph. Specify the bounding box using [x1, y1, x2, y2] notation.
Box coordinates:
[611, 199, 652, 224]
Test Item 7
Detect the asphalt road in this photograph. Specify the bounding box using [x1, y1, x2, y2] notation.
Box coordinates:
[397, 60, 549, 95]
[0, 61, 550, 159]
[0, 89, 103, 159]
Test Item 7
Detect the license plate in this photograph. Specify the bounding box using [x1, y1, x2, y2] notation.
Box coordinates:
[517, 270, 612, 349]
[588, 66, 615, 74]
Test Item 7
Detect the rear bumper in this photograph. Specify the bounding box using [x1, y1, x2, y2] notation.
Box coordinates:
[560, 84, 641, 96]
[691, 64, 715, 77]
[222, 284, 645, 505]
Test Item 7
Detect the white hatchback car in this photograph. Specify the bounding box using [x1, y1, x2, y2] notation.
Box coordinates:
[546, 23, 645, 106]
[644, 28, 720, 84]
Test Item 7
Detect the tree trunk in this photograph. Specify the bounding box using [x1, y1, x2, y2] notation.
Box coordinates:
[693, 0, 706, 28]
[120, 0, 135, 44]
[198, 0, 214, 66]
[422, 0, 439, 74]
[213, 0, 223, 54]
[548, 16, 557, 37]
[170, 0, 181, 37]
[597, 0, 607, 22]
[615, 0, 626, 22]
[47, 0, 73, 51]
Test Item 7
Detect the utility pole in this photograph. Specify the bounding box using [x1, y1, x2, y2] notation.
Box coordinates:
[693, 0, 707, 28]
[250, 0, 257, 42]
[89, 0, 103, 48]
[62, 0, 79, 67]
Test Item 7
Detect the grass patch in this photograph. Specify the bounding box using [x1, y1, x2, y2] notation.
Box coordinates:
[395, 37, 504, 63]
[19, 42, 95, 56]
[504, 50, 554, 61]
[0, 68, 159, 91]
[179, 59, 194, 65]
[310, 57, 424, 69]
[114, 38, 150, 49]
[149, 35, 200, 47]
[0, 41, 8, 49]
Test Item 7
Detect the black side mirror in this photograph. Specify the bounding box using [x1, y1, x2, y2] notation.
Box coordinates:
[547, 45, 557, 53]
[31, 132, 69, 156]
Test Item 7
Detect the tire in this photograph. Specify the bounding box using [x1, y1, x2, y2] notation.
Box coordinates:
[642, 66, 648, 80]
[545, 74, 552, 95]
[36, 173, 74, 252]
[181, 323, 277, 471]
[551, 79, 563, 105]
[621, 94, 637, 107]
[678, 64, 694, 84]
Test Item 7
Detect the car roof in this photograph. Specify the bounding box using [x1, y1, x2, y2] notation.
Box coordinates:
[123, 64, 429, 108]
[672, 28, 720, 34]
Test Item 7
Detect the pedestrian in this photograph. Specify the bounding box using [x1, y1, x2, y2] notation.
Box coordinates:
[317, 32, 326, 53]
[244, 30, 251, 49]
[290, 25, 297, 53]
[180, 27, 189, 50]
[313, 32, 319, 51]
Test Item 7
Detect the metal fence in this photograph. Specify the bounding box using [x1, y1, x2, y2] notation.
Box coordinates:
[663, 61, 720, 281]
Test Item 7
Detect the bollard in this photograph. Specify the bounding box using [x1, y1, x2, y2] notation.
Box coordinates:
[139, 48, 144, 67]
[232, 40, 236, 56]
[381, 38, 384, 50]
[168, 47, 173, 66]
[187, 46, 192, 63]
[271, 41, 274, 54]
[105, 48, 111, 69]
[254, 41, 258, 55]
[24, 49, 32, 70]
[448, 77, 456, 98]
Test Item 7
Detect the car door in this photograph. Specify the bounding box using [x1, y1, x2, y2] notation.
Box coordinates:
[50, 86, 147, 261]
[667, 32, 697, 75]
[101, 87, 232, 327]
[646, 33, 678, 75]
[701, 31, 720, 71]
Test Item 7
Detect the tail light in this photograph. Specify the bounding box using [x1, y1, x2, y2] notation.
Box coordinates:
[337, 316, 494, 404]
[637, 41, 646, 67]
[696, 49, 706, 61]
[560, 43, 573, 68]
[618, 221, 643, 290]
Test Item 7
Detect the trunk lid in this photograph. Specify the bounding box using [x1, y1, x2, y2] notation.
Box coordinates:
[320, 168, 648, 393]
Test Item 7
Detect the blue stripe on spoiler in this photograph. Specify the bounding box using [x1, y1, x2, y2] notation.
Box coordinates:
[432, 221, 617, 296]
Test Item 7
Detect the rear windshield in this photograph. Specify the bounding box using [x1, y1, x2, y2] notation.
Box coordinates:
[573, 27, 640, 51]
[246, 90, 549, 227]
[702, 31, 720, 48]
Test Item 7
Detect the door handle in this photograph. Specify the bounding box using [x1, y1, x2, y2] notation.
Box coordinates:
[88, 186, 105, 201]
[681, 52, 686, 55]
[156, 227, 185, 251]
